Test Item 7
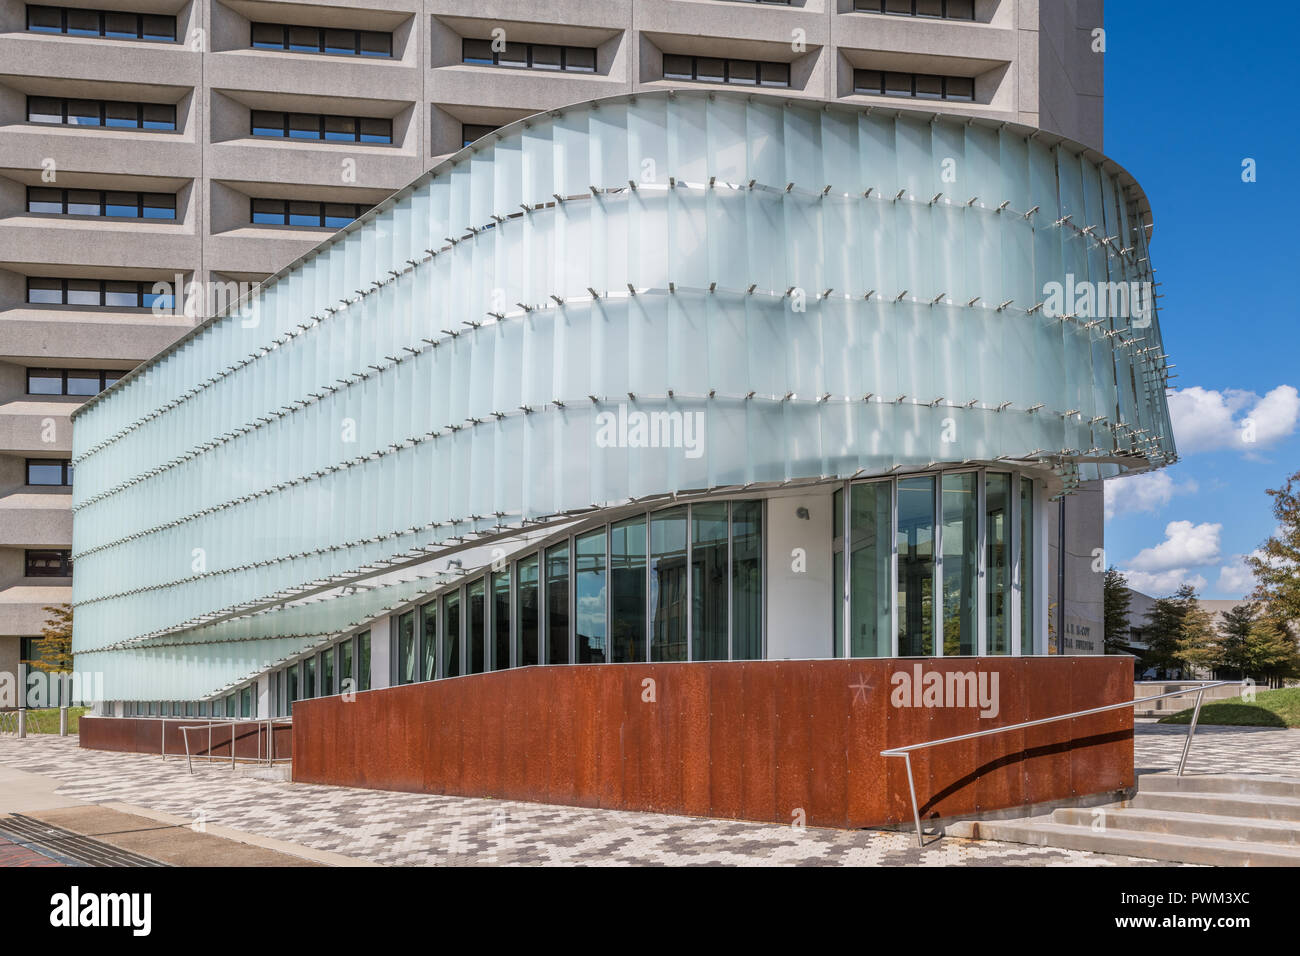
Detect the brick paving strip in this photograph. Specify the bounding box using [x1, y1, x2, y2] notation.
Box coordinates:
[1, 724, 1295, 866]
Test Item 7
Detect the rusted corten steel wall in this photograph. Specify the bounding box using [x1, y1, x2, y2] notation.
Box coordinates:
[292, 657, 1133, 828]
[79, 717, 292, 761]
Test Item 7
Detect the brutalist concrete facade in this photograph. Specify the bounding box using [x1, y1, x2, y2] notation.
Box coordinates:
[1, 0, 1106, 671]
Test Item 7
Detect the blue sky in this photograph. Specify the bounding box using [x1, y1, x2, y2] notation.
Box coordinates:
[1102, 1, 1299, 600]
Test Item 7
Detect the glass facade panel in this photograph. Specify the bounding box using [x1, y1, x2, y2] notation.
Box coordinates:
[731, 502, 762, 660]
[833, 488, 844, 658]
[941, 473, 978, 656]
[574, 530, 606, 663]
[897, 476, 935, 656]
[339, 639, 353, 693]
[1020, 478, 1035, 654]
[610, 517, 647, 663]
[545, 544, 570, 664]
[396, 608, 416, 684]
[650, 507, 688, 662]
[492, 571, 510, 669]
[850, 482, 892, 657]
[691, 502, 728, 661]
[467, 579, 486, 674]
[320, 646, 334, 696]
[517, 554, 540, 667]
[357, 631, 371, 690]
[986, 473, 1012, 654]
[420, 601, 436, 680]
[443, 592, 460, 677]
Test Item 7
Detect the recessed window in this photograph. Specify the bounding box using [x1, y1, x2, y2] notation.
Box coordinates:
[250, 198, 367, 228]
[250, 22, 392, 58]
[27, 187, 176, 220]
[461, 123, 499, 147]
[27, 459, 72, 486]
[25, 549, 72, 577]
[854, 0, 975, 18]
[461, 38, 597, 73]
[26, 369, 120, 395]
[251, 111, 393, 145]
[27, 96, 177, 131]
[25, 5, 177, 41]
[663, 54, 790, 88]
[853, 68, 974, 101]
[26, 277, 174, 310]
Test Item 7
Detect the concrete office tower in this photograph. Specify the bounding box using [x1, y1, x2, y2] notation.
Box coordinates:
[1, 0, 1106, 686]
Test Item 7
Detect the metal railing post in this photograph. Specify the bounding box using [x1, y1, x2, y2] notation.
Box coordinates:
[1176, 687, 1207, 777]
[903, 752, 923, 847]
[59, 707, 68, 736]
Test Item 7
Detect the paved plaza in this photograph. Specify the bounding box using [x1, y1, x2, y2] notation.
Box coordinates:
[0, 724, 1294, 866]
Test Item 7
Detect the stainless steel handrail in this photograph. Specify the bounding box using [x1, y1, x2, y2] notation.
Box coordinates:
[880, 679, 1238, 847]
[178, 718, 292, 775]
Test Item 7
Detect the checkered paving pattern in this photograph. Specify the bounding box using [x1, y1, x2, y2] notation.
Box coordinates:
[2, 723, 1294, 866]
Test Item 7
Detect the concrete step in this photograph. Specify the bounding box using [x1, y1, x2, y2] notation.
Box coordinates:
[951, 818, 1300, 866]
[1052, 806, 1300, 847]
[1138, 773, 1300, 800]
[1130, 791, 1300, 823]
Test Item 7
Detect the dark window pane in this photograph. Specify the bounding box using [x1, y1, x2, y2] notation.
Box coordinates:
[897, 476, 936, 656]
[692, 503, 729, 660]
[915, 73, 944, 99]
[498, 43, 527, 68]
[289, 113, 322, 139]
[143, 193, 175, 219]
[575, 530, 607, 664]
[885, 72, 913, 96]
[288, 25, 320, 52]
[420, 602, 436, 681]
[27, 460, 67, 485]
[886, 0, 913, 13]
[28, 369, 63, 394]
[252, 198, 286, 224]
[324, 115, 356, 141]
[28, 96, 62, 123]
[324, 29, 355, 55]
[946, 75, 975, 101]
[106, 102, 139, 128]
[323, 203, 357, 228]
[854, 69, 883, 94]
[545, 544, 569, 665]
[104, 13, 138, 38]
[27, 278, 62, 304]
[251, 110, 284, 136]
[27, 6, 62, 33]
[66, 370, 101, 395]
[68, 99, 101, 126]
[66, 9, 100, 36]
[649, 507, 688, 662]
[358, 117, 391, 143]
[252, 23, 284, 49]
[104, 280, 139, 307]
[532, 44, 562, 71]
[142, 284, 172, 311]
[517, 554, 540, 668]
[566, 47, 595, 72]
[916, 0, 943, 16]
[696, 57, 725, 83]
[461, 123, 496, 147]
[947, 0, 975, 18]
[67, 189, 100, 215]
[28, 187, 62, 214]
[610, 518, 647, 663]
[396, 610, 416, 684]
[467, 579, 486, 674]
[289, 201, 321, 226]
[462, 38, 493, 64]
[26, 550, 71, 577]
[103, 372, 122, 388]
[492, 572, 510, 670]
[66, 279, 100, 306]
[728, 59, 757, 85]
[359, 31, 390, 57]
[663, 54, 692, 80]
[443, 593, 460, 677]
[142, 14, 174, 41]
[759, 61, 790, 87]
[106, 191, 139, 217]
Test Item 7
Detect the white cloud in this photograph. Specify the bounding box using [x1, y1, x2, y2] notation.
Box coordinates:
[1127, 520, 1222, 571]
[1122, 569, 1209, 595]
[1167, 384, 1300, 454]
[1215, 553, 1261, 597]
[1104, 469, 1198, 520]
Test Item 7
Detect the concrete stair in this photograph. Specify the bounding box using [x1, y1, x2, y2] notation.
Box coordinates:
[948, 773, 1300, 866]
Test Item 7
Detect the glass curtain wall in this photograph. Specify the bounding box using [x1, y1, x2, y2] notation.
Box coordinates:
[574, 530, 606, 663]
[691, 502, 729, 661]
[897, 476, 936, 656]
[985, 474, 1011, 654]
[395, 608, 416, 684]
[517, 554, 540, 666]
[442, 594, 460, 677]
[849, 482, 892, 657]
[492, 571, 510, 670]
[731, 502, 762, 659]
[357, 631, 370, 690]
[649, 507, 688, 661]
[941, 473, 978, 656]
[467, 579, 486, 674]
[610, 517, 647, 663]
[1020, 477, 1035, 654]
[420, 600, 436, 680]
[545, 544, 570, 664]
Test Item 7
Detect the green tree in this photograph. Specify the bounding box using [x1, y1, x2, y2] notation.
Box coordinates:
[1244, 613, 1300, 688]
[1176, 599, 1220, 675]
[1217, 602, 1257, 679]
[1143, 584, 1200, 676]
[24, 604, 73, 673]
[1247, 469, 1300, 624]
[1103, 566, 1133, 654]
